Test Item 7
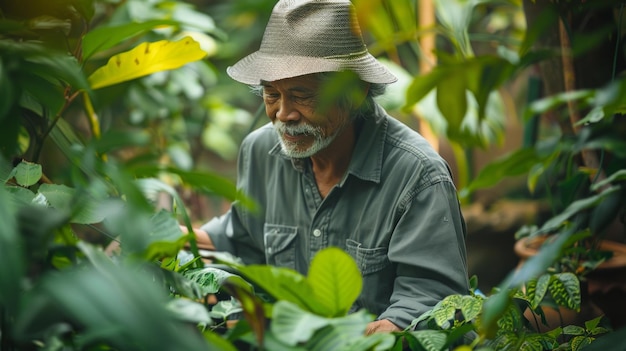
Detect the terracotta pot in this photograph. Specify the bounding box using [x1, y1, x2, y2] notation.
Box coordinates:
[585, 240, 626, 330]
[514, 236, 626, 330]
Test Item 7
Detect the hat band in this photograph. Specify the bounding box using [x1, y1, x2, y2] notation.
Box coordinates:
[323, 49, 369, 60]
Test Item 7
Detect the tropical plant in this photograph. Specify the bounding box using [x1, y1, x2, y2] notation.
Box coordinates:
[455, 0, 626, 289]
[407, 274, 607, 351]
[0, 0, 252, 349]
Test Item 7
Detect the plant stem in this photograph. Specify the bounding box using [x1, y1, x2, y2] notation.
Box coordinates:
[558, 16, 606, 186]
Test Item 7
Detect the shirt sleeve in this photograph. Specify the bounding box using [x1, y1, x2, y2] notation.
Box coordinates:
[200, 207, 266, 265]
[377, 180, 469, 328]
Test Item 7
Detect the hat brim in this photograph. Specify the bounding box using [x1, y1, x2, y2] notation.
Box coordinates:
[226, 51, 398, 85]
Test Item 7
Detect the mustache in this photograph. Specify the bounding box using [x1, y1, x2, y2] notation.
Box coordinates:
[274, 120, 322, 137]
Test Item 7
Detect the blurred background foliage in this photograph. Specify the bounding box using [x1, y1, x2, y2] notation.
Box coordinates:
[2, 0, 626, 349]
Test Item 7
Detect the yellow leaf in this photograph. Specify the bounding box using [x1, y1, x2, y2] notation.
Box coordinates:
[88, 36, 207, 90]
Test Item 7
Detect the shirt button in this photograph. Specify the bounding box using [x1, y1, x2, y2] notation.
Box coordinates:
[313, 229, 322, 237]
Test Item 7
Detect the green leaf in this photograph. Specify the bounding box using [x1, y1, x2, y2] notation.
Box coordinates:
[434, 0, 476, 56]
[532, 274, 550, 309]
[296, 308, 373, 351]
[480, 291, 511, 339]
[307, 247, 362, 317]
[525, 90, 593, 121]
[407, 330, 447, 351]
[208, 298, 243, 320]
[88, 36, 207, 89]
[71, 0, 95, 22]
[460, 295, 482, 321]
[22, 52, 89, 93]
[5, 185, 35, 207]
[0, 185, 23, 314]
[183, 266, 238, 296]
[272, 301, 373, 351]
[388, 0, 416, 35]
[571, 336, 593, 351]
[134, 166, 256, 211]
[563, 325, 586, 336]
[38, 183, 112, 224]
[584, 315, 604, 331]
[18, 71, 66, 116]
[271, 301, 333, 346]
[0, 58, 16, 120]
[13, 258, 210, 350]
[236, 264, 318, 312]
[462, 148, 543, 197]
[137, 210, 188, 260]
[167, 298, 213, 326]
[345, 332, 397, 351]
[465, 56, 516, 121]
[404, 68, 450, 111]
[548, 273, 580, 311]
[82, 20, 179, 60]
[537, 186, 621, 235]
[13, 160, 42, 187]
[436, 72, 467, 130]
[432, 296, 458, 327]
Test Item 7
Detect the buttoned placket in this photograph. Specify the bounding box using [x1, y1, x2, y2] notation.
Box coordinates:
[302, 166, 331, 266]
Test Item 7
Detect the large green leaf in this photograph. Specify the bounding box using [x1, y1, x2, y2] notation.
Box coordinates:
[0, 184, 23, 315]
[18, 71, 66, 117]
[436, 69, 467, 130]
[404, 67, 450, 111]
[270, 301, 333, 346]
[133, 166, 256, 211]
[271, 301, 373, 350]
[82, 19, 179, 60]
[18, 47, 89, 92]
[88, 36, 207, 89]
[235, 264, 322, 314]
[460, 148, 543, 199]
[307, 247, 362, 317]
[0, 58, 16, 119]
[434, 0, 477, 56]
[537, 186, 621, 235]
[38, 183, 110, 224]
[13, 256, 212, 350]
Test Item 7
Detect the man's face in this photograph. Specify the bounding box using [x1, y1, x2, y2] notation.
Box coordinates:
[262, 74, 351, 158]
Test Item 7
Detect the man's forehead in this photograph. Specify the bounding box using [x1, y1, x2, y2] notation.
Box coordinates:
[261, 74, 321, 90]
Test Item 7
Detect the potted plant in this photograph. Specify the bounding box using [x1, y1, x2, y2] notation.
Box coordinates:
[396, 0, 626, 333]
[463, 0, 626, 331]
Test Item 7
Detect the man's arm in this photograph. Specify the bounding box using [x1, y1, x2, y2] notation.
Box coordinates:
[379, 180, 469, 329]
[180, 226, 216, 251]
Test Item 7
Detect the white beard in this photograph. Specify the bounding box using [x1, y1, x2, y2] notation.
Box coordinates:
[273, 120, 343, 158]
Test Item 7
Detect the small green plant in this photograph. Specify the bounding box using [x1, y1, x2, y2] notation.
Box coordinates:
[405, 274, 609, 351]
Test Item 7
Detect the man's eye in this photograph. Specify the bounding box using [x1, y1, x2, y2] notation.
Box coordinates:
[293, 95, 316, 105]
[263, 93, 280, 101]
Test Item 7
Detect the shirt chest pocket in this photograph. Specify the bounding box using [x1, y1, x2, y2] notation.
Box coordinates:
[264, 224, 298, 270]
[345, 239, 390, 275]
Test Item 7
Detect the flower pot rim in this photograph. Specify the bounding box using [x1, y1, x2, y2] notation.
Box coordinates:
[514, 236, 626, 270]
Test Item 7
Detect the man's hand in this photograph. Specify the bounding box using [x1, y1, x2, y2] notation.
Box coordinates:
[365, 319, 401, 335]
[180, 225, 216, 251]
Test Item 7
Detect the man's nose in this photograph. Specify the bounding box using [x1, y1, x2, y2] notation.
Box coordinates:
[275, 98, 301, 123]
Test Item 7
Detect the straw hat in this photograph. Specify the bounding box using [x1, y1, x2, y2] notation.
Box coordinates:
[226, 0, 397, 85]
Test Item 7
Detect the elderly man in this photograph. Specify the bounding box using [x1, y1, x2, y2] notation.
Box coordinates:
[187, 0, 469, 334]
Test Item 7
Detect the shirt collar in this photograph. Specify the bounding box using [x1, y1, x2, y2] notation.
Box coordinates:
[343, 104, 386, 184]
[267, 103, 388, 183]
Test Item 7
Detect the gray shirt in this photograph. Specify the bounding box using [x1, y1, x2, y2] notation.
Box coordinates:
[202, 103, 469, 328]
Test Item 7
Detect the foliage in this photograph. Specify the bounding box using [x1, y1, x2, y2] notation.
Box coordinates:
[2, 0, 626, 350]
